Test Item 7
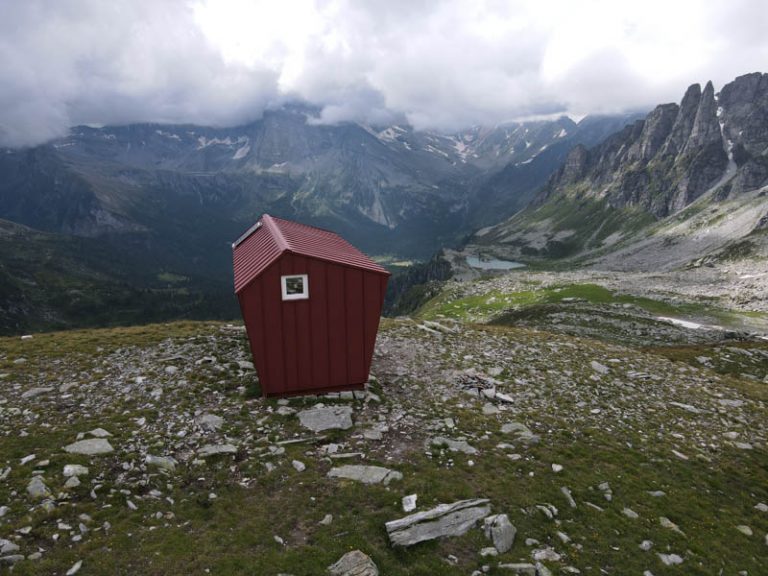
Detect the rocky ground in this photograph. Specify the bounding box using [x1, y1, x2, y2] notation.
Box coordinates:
[0, 301, 767, 574]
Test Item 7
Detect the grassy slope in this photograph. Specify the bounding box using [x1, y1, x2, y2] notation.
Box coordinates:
[0, 320, 766, 574]
[0, 221, 238, 335]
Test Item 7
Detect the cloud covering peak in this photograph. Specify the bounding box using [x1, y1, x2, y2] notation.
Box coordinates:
[1, 0, 767, 147]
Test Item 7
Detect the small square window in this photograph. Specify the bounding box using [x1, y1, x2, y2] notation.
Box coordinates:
[281, 274, 309, 300]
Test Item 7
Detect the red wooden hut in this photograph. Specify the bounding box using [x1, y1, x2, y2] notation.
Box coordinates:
[232, 214, 390, 397]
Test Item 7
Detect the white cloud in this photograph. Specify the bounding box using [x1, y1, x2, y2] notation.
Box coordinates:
[1, 0, 767, 146]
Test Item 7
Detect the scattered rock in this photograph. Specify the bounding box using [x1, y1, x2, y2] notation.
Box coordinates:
[297, 406, 353, 432]
[430, 436, 478, 454]
[63, 439, 114, 456]
[328, 465, 402, 485]
[64, 476, 81, 489]
[63, 464, 89, 478]
[292, 460, 306, 472]
[0, 506, 9, 518]
[1, 539, 20, 554]
[659, 517, 685, 535]
[26, 476, 51, 499]
[639, 540, 653, 551]
[66, 560, 83, 575]
[402, 494, 417, 512]
[623, 508, 639, 519]
[87, 428, 112, 438]
[551, 463, 563, 473]
[20, 387, 54, 400]
[561, 486, 577, 508]
[657, 553, 683, 566]
[327, 550, 379, 576]
[197, 444, 238, 457]
[319, 514, 333, 525]
[482, 403, 500, 415]
[736, 525, 753, 536]
[196, 413, 224, 431]
[497, 563, 537, 575]
[483, 513, 516, 553]
[590, 361, 609, 374]
[386, 498, 491, 546]
[145, 455, 177, 472]
[500, 422, 540, 445]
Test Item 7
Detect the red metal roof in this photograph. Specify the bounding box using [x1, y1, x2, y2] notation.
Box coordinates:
[233, 214, 389, 293]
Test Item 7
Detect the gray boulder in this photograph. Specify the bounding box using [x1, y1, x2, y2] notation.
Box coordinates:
[386, 498, 491, 546]
[328, 465, 402, 485]
[197, 444, 238, 457]
[26, 476, 51, 500]
[430, 436, 478, 454]
[63, 439, 114, 456]
[327, 550, 379, 576]
[298, 406, 353, 432]
[484, 513, 516, 553]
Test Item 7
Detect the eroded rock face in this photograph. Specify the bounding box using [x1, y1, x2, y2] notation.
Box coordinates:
[297, 406, 353, 432]
[327, 550, 379, 576]
[385, 498, 491, 546]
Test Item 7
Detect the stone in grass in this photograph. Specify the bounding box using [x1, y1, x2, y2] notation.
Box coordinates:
[66, 560, 83, 575]
[327, 550, 379, 576]
[297, 406, 353, 432]
[386, 498, 491, 547]
[497, 563, 537, 575]
[1, 539, 20, 554]
[63, 465, 89, 478]
[197, 444, 238, 457]
[483, 513, 516, 553]
[292, 460, 306, 472]
[402, 494, 417, 512]
[657, 553, 683, 566]
[63, 439, 114, 456]
[27, 476, 51, 500]
[736, 525, 753, 536]
[145, 455, 177, 472]
[328, 465, 401, 485]
[0, 506, 9, 518]
[430, 436, 478, 454]
[623, 508, 639, 519]
[87, 428, 112, 438]
[20, 387, 54, 400]
[64, 476, 81, 489]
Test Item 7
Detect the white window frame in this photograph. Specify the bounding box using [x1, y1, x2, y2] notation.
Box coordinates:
[281, 274, 309, 300]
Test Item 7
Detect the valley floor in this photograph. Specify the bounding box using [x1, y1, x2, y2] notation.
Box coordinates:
[0, 304, 766, 574]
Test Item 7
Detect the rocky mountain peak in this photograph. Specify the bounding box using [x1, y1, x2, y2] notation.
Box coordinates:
[628, 103, 679, 163]
[660, 83, 701, 157]
[682, 80, 722, 155]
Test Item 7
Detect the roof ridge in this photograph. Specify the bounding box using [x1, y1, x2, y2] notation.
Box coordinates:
[262, 214, 290, 251]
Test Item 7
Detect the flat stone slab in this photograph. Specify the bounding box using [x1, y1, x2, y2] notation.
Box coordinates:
[429, 436, 478, 454]
[386, 498, 491, 546]
[298, 406, 353, 432]
[327, 550, 379, 576]
[63, 438, 114, 455]
[21, 387, 54, 400]
[197, 444, 238, 457]
[328, 465, 402, 485]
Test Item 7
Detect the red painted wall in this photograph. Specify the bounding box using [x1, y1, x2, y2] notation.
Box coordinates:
[238, 252, 388, 397]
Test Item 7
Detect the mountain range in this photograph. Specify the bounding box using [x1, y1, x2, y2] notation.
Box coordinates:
[2, 72, 767, 334]
[470, 72, 768, 270]
[0, 106, 639, 333]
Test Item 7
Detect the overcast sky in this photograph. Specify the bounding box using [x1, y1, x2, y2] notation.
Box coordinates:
[1, 0, 766, 147]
